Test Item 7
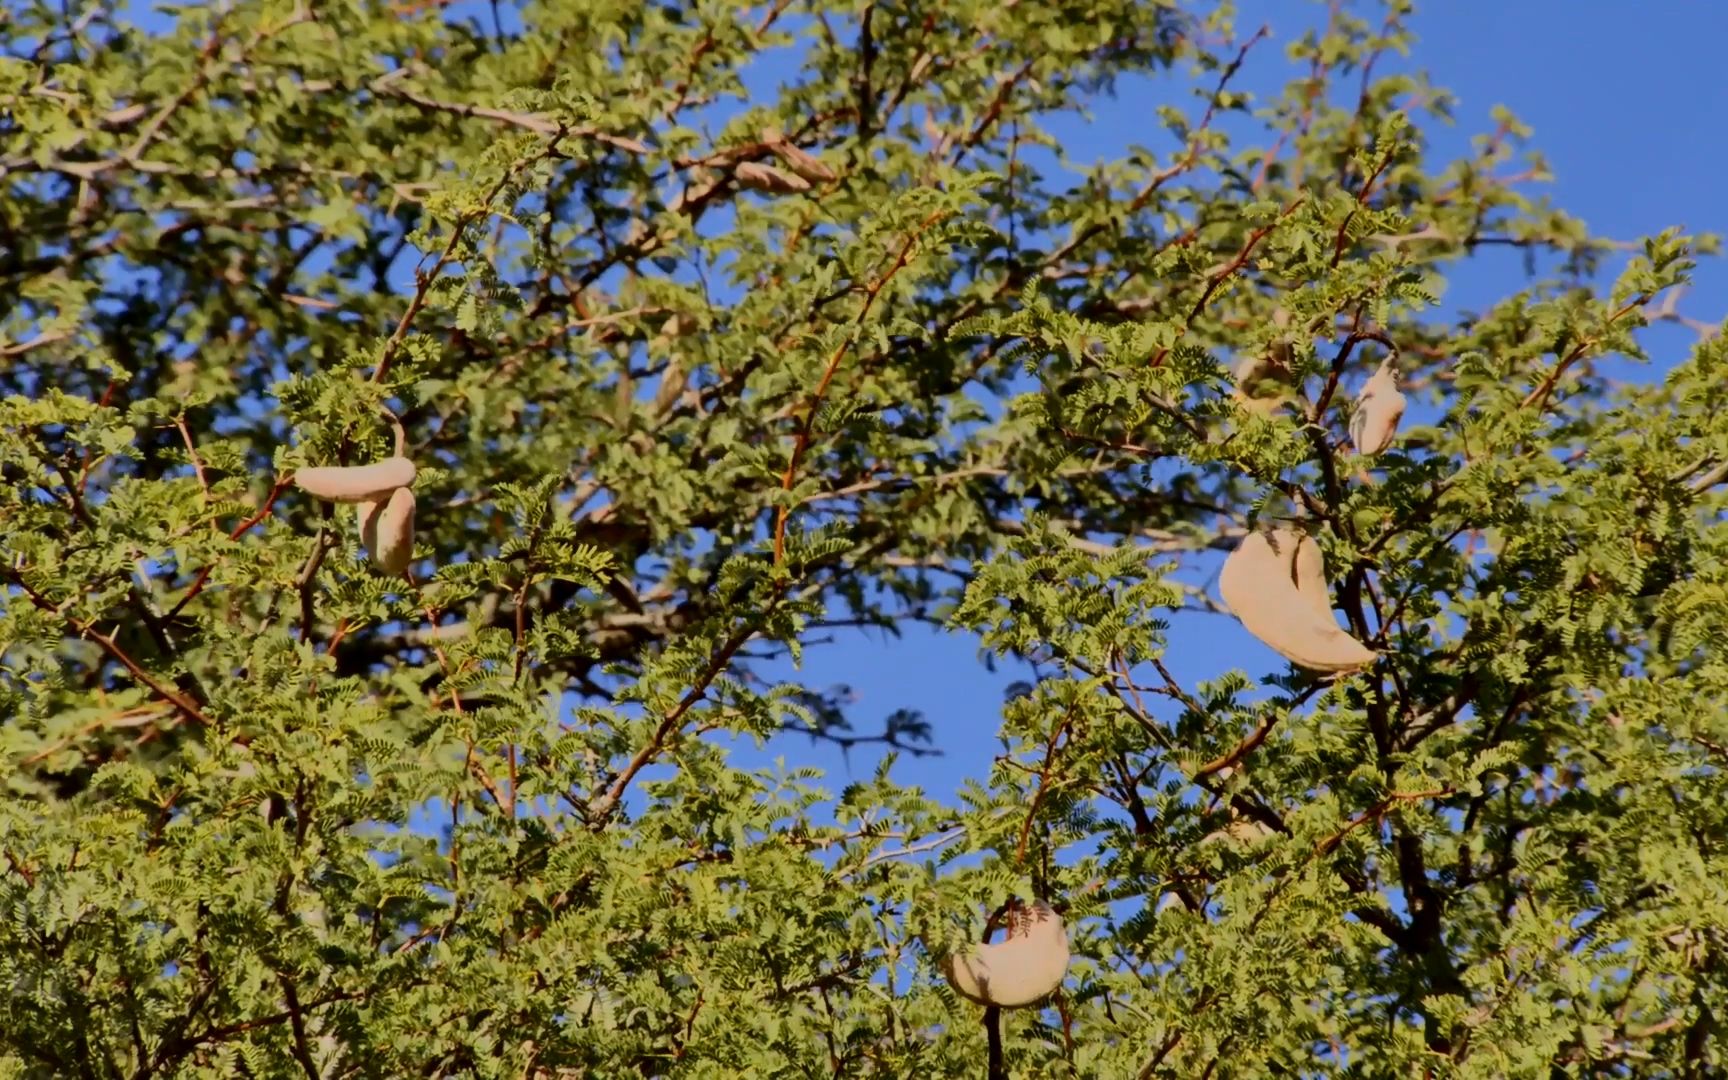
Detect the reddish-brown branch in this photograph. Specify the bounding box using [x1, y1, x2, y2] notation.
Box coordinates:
[772, 209, 950, 563]
[74, 377, 120, 496]
[1014, 709, 1075, 866]
[1312, 787, 1452, 858]
[5, 572, 210, 726]
[1042, 27, 1268, 275]
[1520, 294, 1650, 411]
[1193, 710, 1281, 779]
[174, 414, 211, 501]
[1149, 196, 1306, 367]
[166, 475, 294, 619]
[1310, 328, 1396, 424]
[370, 134, 566, 385]
[587, 591, 784, 825]
[1249, 131, 1289, 193]
[1185, 197, 1305, 326]
[1329, 150, 1394, 268]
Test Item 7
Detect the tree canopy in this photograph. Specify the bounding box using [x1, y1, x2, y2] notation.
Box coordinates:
[4, 0, 1727, 1075]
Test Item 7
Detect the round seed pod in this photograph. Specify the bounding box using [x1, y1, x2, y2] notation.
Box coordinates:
[939, 901, 1070, 1009]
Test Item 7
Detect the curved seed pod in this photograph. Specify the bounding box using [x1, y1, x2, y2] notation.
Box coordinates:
[361, 486, 415, 577]
[733, 160, 811, 194]
[1349, 361, 1406, 456]
[762, 126, 838, 183]
[294, 456, 416, 503]
[1290, 530, 1337, 623]
[357, 496, 382, 552]
[1219, 528, 1375, 673]
[939, 901, 1069, 1009]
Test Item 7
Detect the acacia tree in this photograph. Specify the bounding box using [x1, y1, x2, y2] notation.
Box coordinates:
[4, 0, 1727, 1075]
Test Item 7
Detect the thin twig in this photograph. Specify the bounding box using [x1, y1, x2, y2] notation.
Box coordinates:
[1015, 709, 1074, 865]
[1148, 196, 1307, 367]
[2, 572, 209, 726]
[1520, 294, 1649, 412]
[173, 415, 210, 502]
[772, 209, 950, 563]
[370, 133, 567, 385]
[371, 78, 649, 154]
[1193, 710, 1282, 779]
[586, 591, 785, 824]
[166, 475, 293, 619]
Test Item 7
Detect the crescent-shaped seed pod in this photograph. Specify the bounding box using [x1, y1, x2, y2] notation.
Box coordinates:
[1290, 529, 1338, 624]
[732, 160, 811, 194]
[1349, 360, 1406, 457]
[761, 126, 838, 183]
[939, 901, 1069, 1010]
[360, 486, 416, 577]
[1219, 527, 1376, 673]
[294, 455, 416, 503]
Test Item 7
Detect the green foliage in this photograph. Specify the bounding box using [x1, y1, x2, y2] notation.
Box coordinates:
[3, 0, 1728, 1075]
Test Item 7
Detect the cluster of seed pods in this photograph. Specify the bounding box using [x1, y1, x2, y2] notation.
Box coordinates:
[729, 127, 839, 195]
[1221, 339, 1411, 672]
[291, 417, 418, 578]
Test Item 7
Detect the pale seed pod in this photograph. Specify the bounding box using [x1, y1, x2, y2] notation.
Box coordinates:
[360, 486, 415, 577]
[761, 125, 838, 183]
[357, 497, 381, 551]
[733, 160, 811, 194]
[1349, 360, 1406, 457]
[1290, 530, 1337, 624]
[649, 355, 688, 418]
[294, 456, 416, 503]
[1219, 528, 1376, 673]
[939, 901, 1069, 1009]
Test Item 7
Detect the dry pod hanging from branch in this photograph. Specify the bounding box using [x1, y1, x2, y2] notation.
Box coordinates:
[761, 125, 837, 183]
[1349, 357, 1406, 457]
[1218, 527, 1375, 673]
[293, 455, 416, 503]
[360, 486, 416, 577]
[293, 409, 421, 577]
[657, 311, 697, 340]
[939, 900, 1070, 1009]
[732, 160, 811, 195]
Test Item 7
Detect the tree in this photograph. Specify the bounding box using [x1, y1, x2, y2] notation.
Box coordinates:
[3, 0, 1725, 1074]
